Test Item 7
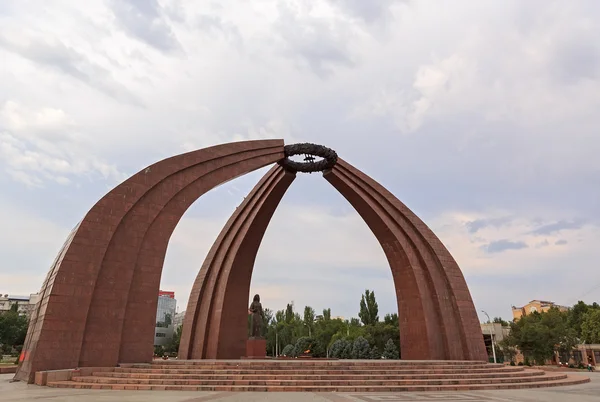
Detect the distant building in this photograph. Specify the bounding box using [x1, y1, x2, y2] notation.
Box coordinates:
[174, 311, 186, 329]
[0, 293, 39, 317]
[511, 300, 568, 321]
[155, 290, 177, 347]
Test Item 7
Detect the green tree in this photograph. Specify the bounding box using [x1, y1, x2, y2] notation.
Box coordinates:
[0, 306, 29, 353]
[369, 346, 381, 360]
[342, 341, 353, 359]
[382, 338, 399, 359]
[329, 339, 347, 358]
[581, 309, 600, 343]
[294, 336, 314, 356]
[384, 313, 398, 327]
[505, 307, 575, 365]
[359, 290, 379, 326]
[281, 344, 294, 357]
[322, 308, 331, 321]
[164, 325, 182, 354]
[351, 336, 371, 359]
[567, 301, 592, 337]
[493, 317, 509, 326]
[303, 306, 315, 336]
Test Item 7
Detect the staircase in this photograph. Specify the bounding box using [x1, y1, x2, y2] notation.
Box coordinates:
[46, 360, 590, 391]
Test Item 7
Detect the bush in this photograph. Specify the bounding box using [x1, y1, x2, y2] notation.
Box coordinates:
[281, 344, 295, 357]
[510, 361, 516, 366]
[342, 342, 353, 359]
[294, 337, 315, 356]
[369, 346, 380, 360]
[517, 362, 524, 366]
[329, 339, 347, 359]
[382, 339, 399, 359]
[351, 336, 371, 359]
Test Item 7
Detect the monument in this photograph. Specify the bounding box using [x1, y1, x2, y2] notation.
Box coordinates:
[246, 294, 266, 358]
[14, 140, 487, 383]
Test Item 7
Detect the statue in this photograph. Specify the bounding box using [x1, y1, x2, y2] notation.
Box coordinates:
[248, 294, 263, 338]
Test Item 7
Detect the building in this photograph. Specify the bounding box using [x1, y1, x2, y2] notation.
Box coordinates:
[154, 290, 177, 347]
[511, 300, 568, 321]
[0, 293, 39, 317]
[480, 322, 511, 362]
[174, 310, 186, 329]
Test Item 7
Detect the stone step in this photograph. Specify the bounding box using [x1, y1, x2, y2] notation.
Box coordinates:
[139, 362, 502, 369]
[95, 370, 544, 380]
[70, 372, 564, 386]
[145, 360, 488, 366]
[46, 375, 590, 391]
[114, 367, 522, 375]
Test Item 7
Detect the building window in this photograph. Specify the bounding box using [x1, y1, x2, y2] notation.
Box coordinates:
[155, 333, 166, 337]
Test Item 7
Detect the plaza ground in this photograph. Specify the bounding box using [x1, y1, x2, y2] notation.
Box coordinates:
[1, 371, 598, 402]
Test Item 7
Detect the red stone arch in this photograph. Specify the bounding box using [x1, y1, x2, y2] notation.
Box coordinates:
[15, 139, 486, 383]
[179, 158, 487, 362]
[15, 140, 285, 383]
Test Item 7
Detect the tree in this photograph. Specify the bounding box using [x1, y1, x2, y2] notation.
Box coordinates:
[581, 309, 600, 344]
[281, 344, 295, 357]
[384, 313, 398, 327]
[322, 308, 331, 321]
[493, 317, 509, 326]
[359, 290, 379, 326]
[0, 306, 29, 353]
[382, 338, 399, 359]
[504, 307, 575, 365]
[329, 339, 347, 358]
[352, 336, 371, 359]
[164, 325, 182, 354]
[497, 338, 517, 363]
[567, 300, 593, 337]
[369, 346, 381, 360]
[342, 341, 353, 359]
[294, 336, 314, 356]
[303, 306, 315, 336]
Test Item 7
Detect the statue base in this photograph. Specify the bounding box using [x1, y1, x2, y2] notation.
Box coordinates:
[245, 338, 267, 358]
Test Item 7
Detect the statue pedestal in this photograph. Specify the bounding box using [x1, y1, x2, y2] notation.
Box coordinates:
[245, 338, 266, 359]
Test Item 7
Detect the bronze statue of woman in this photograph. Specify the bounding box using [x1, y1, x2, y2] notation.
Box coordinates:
[248, 294, 263, 338]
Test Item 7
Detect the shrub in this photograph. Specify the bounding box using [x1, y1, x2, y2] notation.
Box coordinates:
[382, 339, 400, 359]
[342, 342, 353, 359]
[369, 346, 381, 360]
[510, 361, 516, 366]
[517, 362, 524, 366]
[329, 339, 347, 359]
[281, 344, 295, 357]
[351, 336, 371, 359]
[294, 337, 315, 356]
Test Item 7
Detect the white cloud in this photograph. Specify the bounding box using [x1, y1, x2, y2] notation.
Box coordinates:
[0, 101, 124, 186]
[0, 0, 599, 323]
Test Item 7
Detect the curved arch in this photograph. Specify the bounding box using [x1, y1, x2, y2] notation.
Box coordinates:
[16, 140, 486, 384]
[184, 157, 486, 361]
[323, 159, 487, 361]
[180, 164, 295, 359]
[15, 140, 284, 383]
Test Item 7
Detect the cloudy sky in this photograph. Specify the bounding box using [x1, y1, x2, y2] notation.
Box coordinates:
[1, 0, 599, 324]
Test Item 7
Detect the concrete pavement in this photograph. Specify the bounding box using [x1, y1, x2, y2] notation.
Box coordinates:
[1, 372, 598, 401]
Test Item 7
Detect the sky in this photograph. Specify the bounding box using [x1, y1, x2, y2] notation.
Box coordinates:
[1, 0, 599, 324]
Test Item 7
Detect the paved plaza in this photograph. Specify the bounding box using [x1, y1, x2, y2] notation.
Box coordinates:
[1, 372, 597, 402]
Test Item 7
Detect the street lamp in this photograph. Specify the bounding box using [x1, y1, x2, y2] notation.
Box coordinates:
[481, 310, 497, 364]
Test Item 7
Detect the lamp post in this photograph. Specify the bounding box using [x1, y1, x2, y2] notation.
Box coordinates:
[482, 310, 497, 364]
